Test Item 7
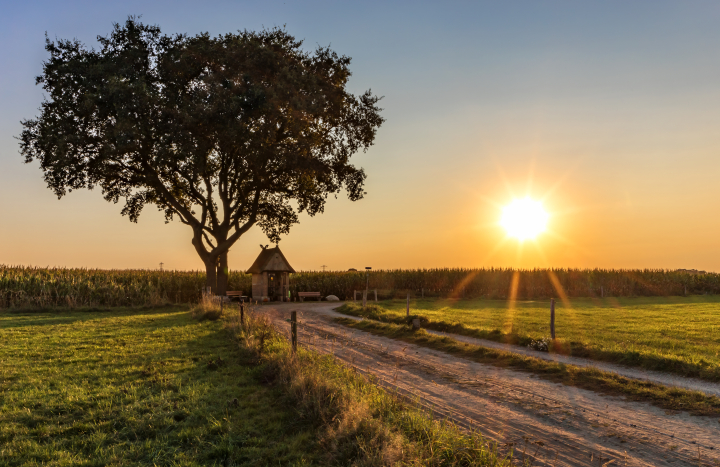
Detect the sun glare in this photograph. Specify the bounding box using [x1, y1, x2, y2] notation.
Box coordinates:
[500, 198, 548, 241]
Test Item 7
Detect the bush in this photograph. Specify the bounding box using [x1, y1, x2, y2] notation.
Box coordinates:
[190, 293, 223, 321]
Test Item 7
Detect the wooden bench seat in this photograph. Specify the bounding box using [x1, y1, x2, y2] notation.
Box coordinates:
[226, 291, 246, 301]
[298, 292, 321, 302]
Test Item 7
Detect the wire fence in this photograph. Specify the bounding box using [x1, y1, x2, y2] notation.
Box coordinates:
[279, 312, 717, 465]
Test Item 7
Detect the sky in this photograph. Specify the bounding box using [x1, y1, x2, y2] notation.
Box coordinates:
[1, 1, 720, 272]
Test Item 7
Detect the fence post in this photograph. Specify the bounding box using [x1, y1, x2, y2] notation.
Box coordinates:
[601, 286, 604, 298]
[374, 289, 377, 302]
[354, 290, 357, 302]
[240, 299, 244, 325]
[550, 298, 556, 339]
[291, 310, 297, 352]
[363, 290, 367, 308]
[422, 288, 424, 299]
[406, 293, 410, 317]
[220, 297, 223, 314]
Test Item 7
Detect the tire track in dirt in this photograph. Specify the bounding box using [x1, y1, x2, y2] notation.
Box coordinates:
[260, 303, 720, 467]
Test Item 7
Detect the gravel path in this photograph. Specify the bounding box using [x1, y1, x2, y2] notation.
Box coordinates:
[330, 304, 720, 397]
[260, 302, 720, 467]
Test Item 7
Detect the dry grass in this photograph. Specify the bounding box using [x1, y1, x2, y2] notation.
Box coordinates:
[225, 304, 517, 466]
[189, 292, 224, 321]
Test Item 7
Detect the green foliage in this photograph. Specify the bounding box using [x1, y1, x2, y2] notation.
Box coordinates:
[19, 18, 384, 291]
[338, 297, 720, 382]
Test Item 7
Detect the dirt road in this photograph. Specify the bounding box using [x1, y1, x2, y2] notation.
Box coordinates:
[261, 302, 720, 467]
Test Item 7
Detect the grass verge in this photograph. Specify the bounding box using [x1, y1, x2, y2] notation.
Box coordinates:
[336, 299, 720, 383]
[227, 305, 517, 466]
[335, 317, 720, 418]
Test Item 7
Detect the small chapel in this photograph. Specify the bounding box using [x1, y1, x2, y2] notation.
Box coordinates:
[246, 245, 295, 301]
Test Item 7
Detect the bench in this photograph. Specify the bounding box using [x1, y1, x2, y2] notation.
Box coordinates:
[226, 291, 246, 302]
[298, 292, 321, 302]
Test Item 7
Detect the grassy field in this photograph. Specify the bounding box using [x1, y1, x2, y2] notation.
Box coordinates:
[337, 296, 720, 381]
[0, 305, 513, 466]
[0, 306, 325, 466]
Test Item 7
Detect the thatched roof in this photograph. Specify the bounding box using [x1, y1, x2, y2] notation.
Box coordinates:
[246, 246, 296, 274]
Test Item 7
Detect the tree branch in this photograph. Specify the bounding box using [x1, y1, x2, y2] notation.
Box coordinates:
[141, 163, 199, 227]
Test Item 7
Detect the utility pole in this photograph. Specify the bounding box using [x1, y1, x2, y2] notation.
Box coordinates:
[365, 267, 372, 292]
[159, 262, 164, 272]
[321, 265, 327, 272]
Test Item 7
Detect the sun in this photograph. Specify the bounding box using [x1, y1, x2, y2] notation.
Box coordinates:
[500, 198, 548, 241]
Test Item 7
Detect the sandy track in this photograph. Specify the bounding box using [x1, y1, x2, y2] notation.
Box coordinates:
[421, 330, 720, 398]
[260, 303, 720, 467]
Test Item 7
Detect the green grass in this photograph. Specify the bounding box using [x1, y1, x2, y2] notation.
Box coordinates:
[337, 296, 720, 381]
[336, 318, 720, 418]
[0, 306, 322, 466]
[0, 305, 516, 466]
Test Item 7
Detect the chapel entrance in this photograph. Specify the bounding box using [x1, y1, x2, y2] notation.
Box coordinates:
[267, 272, 278, 300]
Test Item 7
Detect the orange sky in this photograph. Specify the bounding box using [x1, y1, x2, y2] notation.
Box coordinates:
[2, 2, 720, 272]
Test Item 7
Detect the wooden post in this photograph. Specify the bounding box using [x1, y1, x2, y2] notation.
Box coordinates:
[422, 288, 424, 299]
[550, 298, 556, 339]
[220, 297, 223, 313]
[406, 293, 410, 317]
[291, 311, 297, 352]
[354, 290, 357, 302]
[240, 300, 244, 324]
[374, 289, 377, 302]
[363, 290, 367, 308]
[601, 286, 604, 298]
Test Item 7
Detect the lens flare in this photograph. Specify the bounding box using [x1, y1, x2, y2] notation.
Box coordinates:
[500, 198, 548, 241]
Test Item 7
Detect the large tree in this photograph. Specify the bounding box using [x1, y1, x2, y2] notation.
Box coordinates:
[20, 18, 383, 294]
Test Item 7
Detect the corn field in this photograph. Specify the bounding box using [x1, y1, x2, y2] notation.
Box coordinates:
[0, 265, 251, 308]
[2, 265, 718, 308]
[290, 268, 720, 299]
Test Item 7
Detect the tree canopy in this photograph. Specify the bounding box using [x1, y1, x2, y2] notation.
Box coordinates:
[20, 18, 384, 293]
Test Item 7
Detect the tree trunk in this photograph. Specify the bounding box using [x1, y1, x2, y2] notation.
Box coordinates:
[205, 260, 217, 294]
[217, 252, 229, 296]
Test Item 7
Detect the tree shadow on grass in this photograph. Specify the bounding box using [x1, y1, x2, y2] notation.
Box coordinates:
[0, 305, 191, 329]
[103, 312, 319, 465]
[1, 308, 320, 466]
